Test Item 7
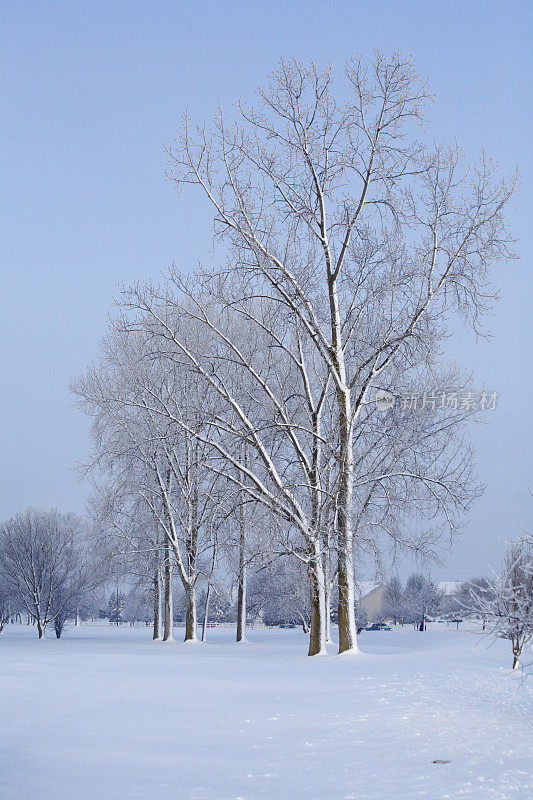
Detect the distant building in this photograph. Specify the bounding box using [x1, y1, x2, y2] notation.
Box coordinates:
[356, 581, 386, 622]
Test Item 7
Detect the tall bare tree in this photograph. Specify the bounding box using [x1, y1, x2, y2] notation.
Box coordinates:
[165, 53, 516, 652]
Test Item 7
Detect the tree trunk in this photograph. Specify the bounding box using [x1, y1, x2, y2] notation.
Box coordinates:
[184, 585, 197, 641]
[153, 568, 162, 640]
[308, 554, 327, 656]
[183, 447, 199, 643]
[512, 636, 521, 669]
[236, 573, 246, 643]
[163, 541, 174, 641]
[202, 543, 217, 642]
[322, 529, 332, 642]
[236, 495, 247, 642]
[201, 583, 211, 642]
[336, 392, 357, 654]
[36, 619, 44, 639]
[328, 255, 358, 655]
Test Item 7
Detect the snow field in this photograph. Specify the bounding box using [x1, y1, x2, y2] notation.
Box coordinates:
[1, 624, 531, 799]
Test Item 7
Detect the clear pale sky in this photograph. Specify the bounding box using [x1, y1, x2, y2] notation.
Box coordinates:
[1, 1, 531, 580]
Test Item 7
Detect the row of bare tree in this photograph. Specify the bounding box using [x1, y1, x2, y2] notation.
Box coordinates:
[70, 52, 514, 655]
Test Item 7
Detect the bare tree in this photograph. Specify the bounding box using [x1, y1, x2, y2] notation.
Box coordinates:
[124, 273, 485, 656]
[87, 463, 167, 641]
[72, 327, 225, 643]
[472, 531, 533, 669]
[121, 285, 334, 654]
[0, 508, 97, 639]
[0, 583, 14, 634]
[454, 577, 493, 629]
[382, 577, 404, 625]
[404, 574, 440, 631]
[248, 559, 311, 633]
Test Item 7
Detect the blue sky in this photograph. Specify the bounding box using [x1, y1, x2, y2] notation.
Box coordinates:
[1, 1, 531, 579]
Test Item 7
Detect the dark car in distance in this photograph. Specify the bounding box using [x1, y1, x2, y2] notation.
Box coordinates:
[365, 622, 392, 631]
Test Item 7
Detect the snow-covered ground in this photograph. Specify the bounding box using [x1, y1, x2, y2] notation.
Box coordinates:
[1, 624, 531, 799]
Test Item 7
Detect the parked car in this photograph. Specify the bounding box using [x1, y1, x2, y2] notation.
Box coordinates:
[365, 622, 392, 631]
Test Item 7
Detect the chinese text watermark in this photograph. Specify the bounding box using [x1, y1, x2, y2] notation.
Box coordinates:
[375, 389, 498, 413]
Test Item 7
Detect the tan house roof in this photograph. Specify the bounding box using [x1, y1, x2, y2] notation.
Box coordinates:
[355, 581, 384, 598]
